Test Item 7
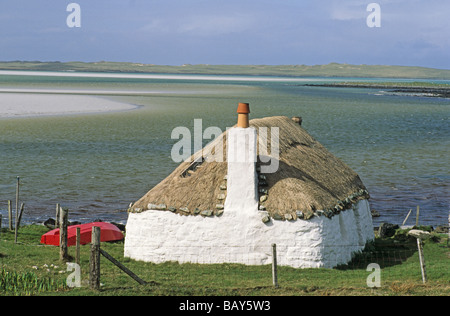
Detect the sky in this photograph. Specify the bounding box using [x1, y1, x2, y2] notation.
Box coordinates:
[0, 0, 449, 69]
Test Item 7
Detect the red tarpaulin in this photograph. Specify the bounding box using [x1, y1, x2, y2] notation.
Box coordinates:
[40, 222, 124, 246]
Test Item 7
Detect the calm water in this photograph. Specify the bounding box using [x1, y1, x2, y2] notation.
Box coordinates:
[0, 72, 449, 227]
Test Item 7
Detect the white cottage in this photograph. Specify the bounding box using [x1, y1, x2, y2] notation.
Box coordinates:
[124, 103, 374, 268]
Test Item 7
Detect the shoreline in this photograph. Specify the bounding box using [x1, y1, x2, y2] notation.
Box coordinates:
[304, 82, 450, 98]
[1, 201, 448, 229]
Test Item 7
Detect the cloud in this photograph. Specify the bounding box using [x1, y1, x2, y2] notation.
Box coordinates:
[138, 12, 256, 37]
[138, 19, 171, 33]
[329, 1, 367, 21]
[178, 13, 255, 36]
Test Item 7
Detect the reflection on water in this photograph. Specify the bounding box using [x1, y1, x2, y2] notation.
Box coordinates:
[0, 73, 448, 227]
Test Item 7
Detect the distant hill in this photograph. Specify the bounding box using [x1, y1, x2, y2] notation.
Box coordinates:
[1, 61, 450, 79]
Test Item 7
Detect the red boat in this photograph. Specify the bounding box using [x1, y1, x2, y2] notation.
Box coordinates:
[40, 222, 124, 246]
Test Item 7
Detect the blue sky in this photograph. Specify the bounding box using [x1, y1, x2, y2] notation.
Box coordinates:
[0, 0, 449, 69]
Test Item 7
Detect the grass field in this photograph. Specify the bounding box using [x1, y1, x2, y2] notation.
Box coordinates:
[1, 225, 448, 296]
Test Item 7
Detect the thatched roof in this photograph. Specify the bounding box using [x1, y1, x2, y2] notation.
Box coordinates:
[129, 116, 369, 221]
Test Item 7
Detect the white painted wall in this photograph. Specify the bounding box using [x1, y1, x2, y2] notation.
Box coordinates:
[124, 127, 375, 268]
[124, 199, 374, 268]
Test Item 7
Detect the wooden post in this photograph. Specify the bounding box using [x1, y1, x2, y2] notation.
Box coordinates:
[417, 238, 427, 284]
[15, 177, 19, 227]
[14, 177, 19, 243]
[415, 205, 420, 227]
[59, 207, 69, 262]
[13, 203, 25, 243]
[402, 209, 412, 226]
[14, 222, 18, 244]
[272, 244, 278, 288]
[90, 226, 101, 290]
[99, 248, 147, 285]
[55, 203, 60, 229]
[14, 211, 18, 244]
[0, 214, 2, 236]
[76, 227, 81, 266]
[8, 200, 13, 231]
[17, 203, 24, 228]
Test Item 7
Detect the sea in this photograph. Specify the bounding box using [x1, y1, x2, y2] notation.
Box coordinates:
[0, 71, 449, 228]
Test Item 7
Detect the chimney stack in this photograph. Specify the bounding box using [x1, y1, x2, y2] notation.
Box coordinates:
[225, 102, 258, 215]
[236, 103, 250, 128]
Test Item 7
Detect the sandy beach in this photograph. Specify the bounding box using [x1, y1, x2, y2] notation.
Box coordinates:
[0, 92, 137, 118]
[0, 70, 319, 82]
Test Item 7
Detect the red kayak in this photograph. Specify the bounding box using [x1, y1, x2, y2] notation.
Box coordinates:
[40, 222, 124, 246]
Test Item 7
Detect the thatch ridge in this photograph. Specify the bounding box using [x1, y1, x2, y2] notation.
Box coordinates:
[130, 116, 369, 220]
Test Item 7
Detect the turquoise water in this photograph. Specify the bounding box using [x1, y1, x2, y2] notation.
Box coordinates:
[0, 72, 449, 226]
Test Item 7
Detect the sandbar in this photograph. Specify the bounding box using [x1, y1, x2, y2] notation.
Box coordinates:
[0, 92, 137, 118]
[0, 70, 319, 82]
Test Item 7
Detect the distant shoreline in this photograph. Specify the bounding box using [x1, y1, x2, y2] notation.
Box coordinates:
[1, 61, 450, 79]
[304, 82, 450, 98]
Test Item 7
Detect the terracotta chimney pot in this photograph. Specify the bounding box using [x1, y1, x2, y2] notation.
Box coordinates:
[236, 103, 250, 128]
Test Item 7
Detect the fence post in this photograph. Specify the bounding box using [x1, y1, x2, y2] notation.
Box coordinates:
[272, 243, 278, 288]
[14, 203, 25, 244]
[14, 217, 18, 244]
[17, 203, 24, 228]
[90, 226, 101, 290]
[59, 207, 69, 261]
[14, 177, 20, 243]
[99, 248, 147, 285]
[402, 209, 412, 226]
[416, 238, 427, 284]
[415, 205, 420, 226]
[8, 200, 13, 231]
[15, 177, 19, 229]
[55, 203, 60, 229]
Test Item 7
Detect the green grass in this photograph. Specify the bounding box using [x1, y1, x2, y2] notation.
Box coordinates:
[0, 269, 66, 296]
[1, 225, 448, 296]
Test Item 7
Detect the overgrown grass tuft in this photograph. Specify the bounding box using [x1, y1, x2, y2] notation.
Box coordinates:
[0, 268, 67, 296]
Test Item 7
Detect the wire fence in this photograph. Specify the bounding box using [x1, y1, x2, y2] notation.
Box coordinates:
[91, 240, 436, 293]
